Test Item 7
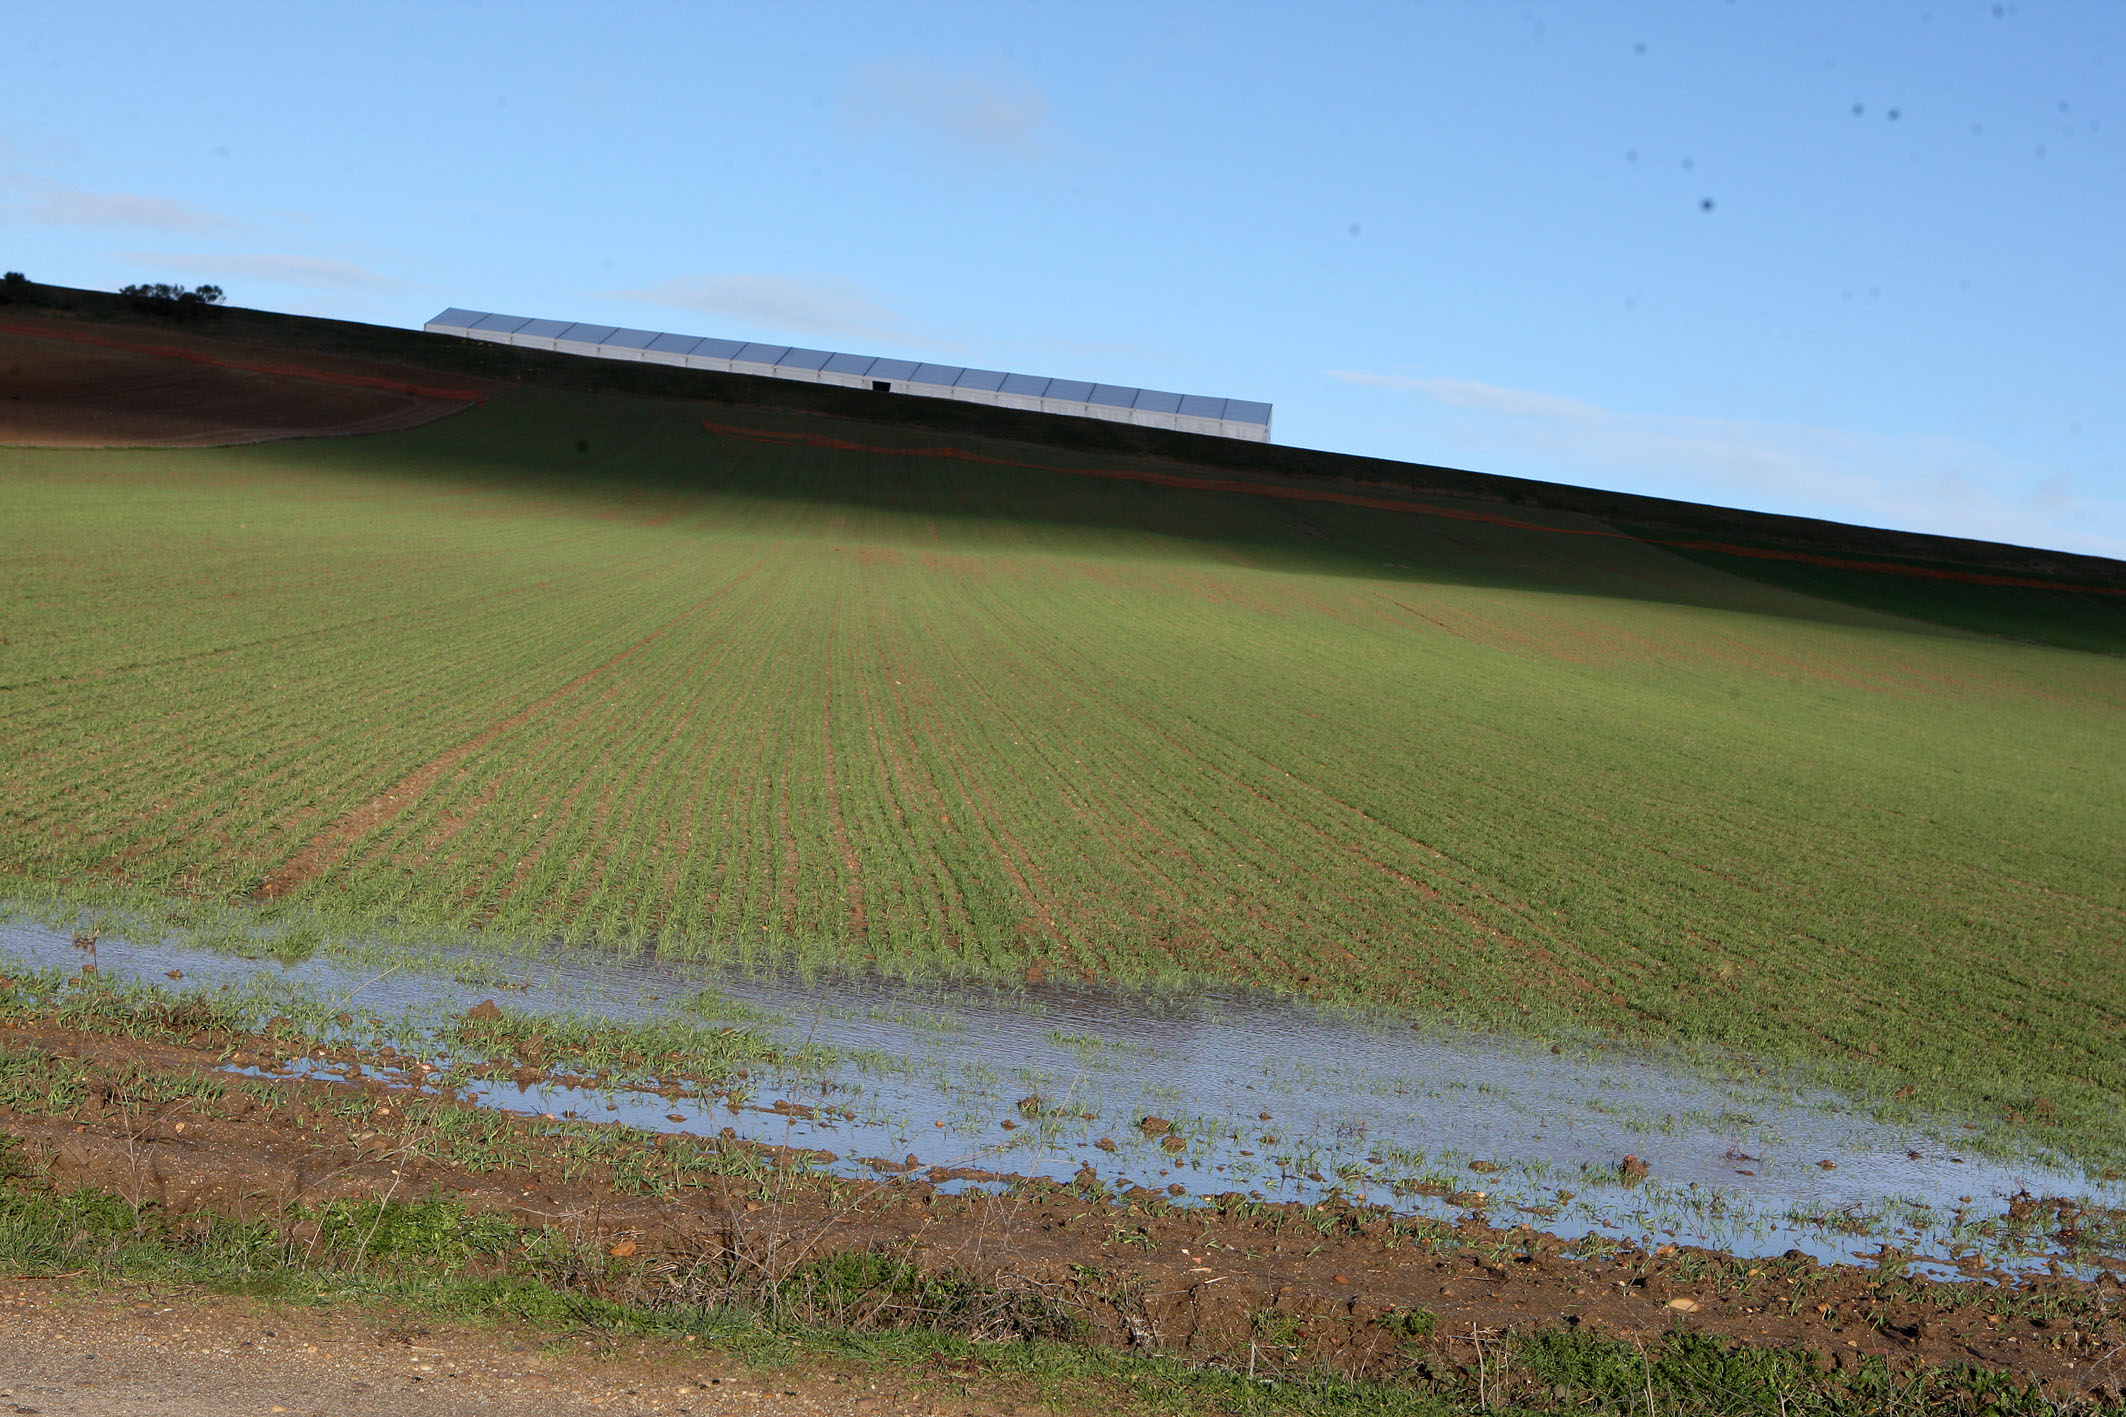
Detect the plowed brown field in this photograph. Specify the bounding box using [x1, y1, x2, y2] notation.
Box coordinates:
[0, 315, 490, 448]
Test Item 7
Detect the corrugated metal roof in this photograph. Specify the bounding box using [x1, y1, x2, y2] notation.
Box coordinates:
[775, 347, 835, 372]
[423, 308, 1272, 436]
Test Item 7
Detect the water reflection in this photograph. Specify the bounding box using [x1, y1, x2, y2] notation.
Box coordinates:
[3, 919, 2117, 1276]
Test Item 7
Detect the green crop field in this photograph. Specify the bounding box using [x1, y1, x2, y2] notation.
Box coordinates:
[4, 379, 2124, 1159]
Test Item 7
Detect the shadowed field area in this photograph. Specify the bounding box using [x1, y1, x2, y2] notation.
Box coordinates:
[3, 345, 2124, 1159]
[0, 315, 487, 447]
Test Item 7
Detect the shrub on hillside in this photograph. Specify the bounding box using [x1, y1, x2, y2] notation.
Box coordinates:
[120, 281, 225, 320]
[0, 271, 31, 304]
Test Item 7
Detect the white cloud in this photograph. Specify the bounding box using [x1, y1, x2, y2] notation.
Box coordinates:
[117, 250, 415, 292]
[1330, 369, 2126, 559]
[0, 175, 237, 233]
[610, 273, 916, 344]
[1332, 371, 1600, 422]
[840, 57, 1053, 165]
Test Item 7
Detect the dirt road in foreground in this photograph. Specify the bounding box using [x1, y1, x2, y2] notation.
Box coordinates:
[0, 1279, 1032, 1417]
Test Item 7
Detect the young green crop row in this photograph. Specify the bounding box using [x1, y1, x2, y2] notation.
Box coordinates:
[3, 388, 2122, 1160]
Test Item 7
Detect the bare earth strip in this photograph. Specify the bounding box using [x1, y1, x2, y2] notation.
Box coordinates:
[253, 602, 714, 901]
[0, 318, 488, 448]
[0, 1280, 968, 1417]
[700, 418, 2126, 597]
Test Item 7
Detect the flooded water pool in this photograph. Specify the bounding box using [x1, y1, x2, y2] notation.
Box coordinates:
[3, 917, 2117, 1278]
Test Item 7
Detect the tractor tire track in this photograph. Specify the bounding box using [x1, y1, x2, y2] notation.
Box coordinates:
[252, 600, 714, 901]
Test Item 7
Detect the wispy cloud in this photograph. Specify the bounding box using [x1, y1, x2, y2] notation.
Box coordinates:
[0, 129, 86, 168]
[1338, 372, 1600, 422]
[610, 273, 918, 345]
[117, 250, 416, 292]
[1331, 370, 2126, 558]
[840, 57, 1054, 166]
[0, 175, 237, 233]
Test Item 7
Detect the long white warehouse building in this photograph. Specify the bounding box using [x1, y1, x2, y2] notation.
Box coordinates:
[424, 308, 1271, 442]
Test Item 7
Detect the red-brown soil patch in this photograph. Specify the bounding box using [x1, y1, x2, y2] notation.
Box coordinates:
[0, 314, 492, 448]
[700, 419, 2126, 598]
[2, 1020, 2120, 1401]
[253, 595, 716, 900]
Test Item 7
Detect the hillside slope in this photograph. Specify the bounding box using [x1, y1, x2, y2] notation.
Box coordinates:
[2, 296, 2123, 1157]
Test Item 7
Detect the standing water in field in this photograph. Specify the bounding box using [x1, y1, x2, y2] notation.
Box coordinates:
[2, 918, 2118, 1279]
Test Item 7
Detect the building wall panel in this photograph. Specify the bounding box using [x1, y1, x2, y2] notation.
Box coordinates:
[424, 309, 1271, 441]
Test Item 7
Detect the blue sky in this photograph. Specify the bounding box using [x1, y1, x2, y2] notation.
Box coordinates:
[4, 2, 2120, 557]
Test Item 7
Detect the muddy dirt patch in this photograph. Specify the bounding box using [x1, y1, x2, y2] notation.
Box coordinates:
[3, 1022, 2123, 1399]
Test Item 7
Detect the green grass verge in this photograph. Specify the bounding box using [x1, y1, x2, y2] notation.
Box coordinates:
[0, 1173, 2096, 1416]
[4, 381, 2123, 1166]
